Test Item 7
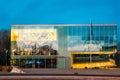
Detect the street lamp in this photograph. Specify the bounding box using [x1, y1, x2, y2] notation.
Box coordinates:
[89, 19, 92, 69]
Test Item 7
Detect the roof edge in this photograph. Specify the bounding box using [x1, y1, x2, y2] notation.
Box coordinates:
[11, 24, 117, 26]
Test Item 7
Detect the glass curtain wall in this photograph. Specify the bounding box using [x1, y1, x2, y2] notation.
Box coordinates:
[11, 25, 58, 68]
[68, 25, 117, 52]
[11, 24, 117, 69]
[68, 24, 117, 68]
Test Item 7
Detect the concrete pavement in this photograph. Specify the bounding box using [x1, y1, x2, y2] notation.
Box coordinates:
[0, 69, 120, 80]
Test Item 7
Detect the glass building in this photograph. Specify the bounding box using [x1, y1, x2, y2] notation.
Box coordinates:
[11, 24, 117, 69]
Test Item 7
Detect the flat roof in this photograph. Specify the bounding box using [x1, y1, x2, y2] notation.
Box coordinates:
[11, 24, 117, 27]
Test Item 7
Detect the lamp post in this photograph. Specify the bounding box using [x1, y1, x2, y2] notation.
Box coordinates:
[89, 19, 92, 69]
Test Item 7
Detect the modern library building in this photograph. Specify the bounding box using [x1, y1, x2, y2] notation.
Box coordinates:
[11, 24, 117, 69]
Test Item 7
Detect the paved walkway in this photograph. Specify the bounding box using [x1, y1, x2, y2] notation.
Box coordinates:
[0, 69, 120, 80]
[0, 76, 120, 80]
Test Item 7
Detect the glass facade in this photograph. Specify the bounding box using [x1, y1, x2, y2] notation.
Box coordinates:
[68, 25, 117, 52]
[11, 24, 117, 69]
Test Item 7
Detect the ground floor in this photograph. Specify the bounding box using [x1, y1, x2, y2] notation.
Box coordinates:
[10, 51, 118, 69]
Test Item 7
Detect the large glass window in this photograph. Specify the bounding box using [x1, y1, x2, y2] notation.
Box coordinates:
[11, 26, 58, 56]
